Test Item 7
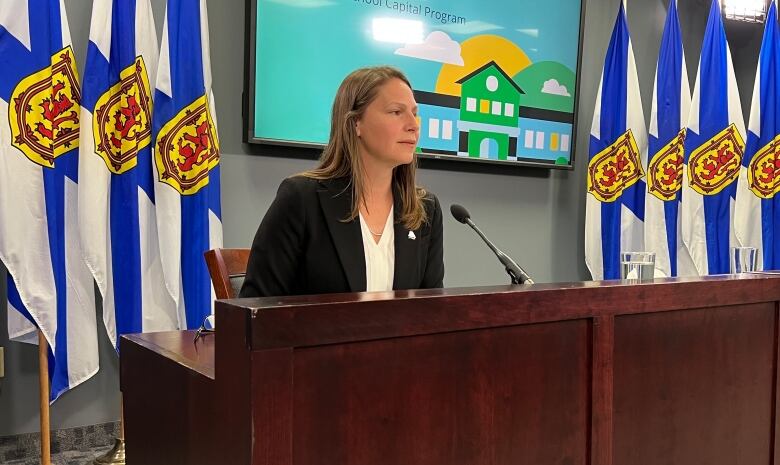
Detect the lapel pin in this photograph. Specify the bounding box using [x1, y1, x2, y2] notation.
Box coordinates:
[408, 231, 416, 240]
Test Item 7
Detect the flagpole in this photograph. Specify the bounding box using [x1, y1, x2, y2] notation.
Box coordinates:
[38, 330, 51, 465]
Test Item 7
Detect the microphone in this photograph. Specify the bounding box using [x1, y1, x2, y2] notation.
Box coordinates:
[450, 204, 534, 285]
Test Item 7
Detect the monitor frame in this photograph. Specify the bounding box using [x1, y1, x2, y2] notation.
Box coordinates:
[242, 0, 588, 171]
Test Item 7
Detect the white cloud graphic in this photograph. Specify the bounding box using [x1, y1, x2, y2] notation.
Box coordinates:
[395, 31, 464, 65]
[517, 28, 539, 38]
[541, 78, 571, 97]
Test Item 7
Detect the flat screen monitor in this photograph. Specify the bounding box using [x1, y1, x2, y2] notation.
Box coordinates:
[245, 0, 585, 169]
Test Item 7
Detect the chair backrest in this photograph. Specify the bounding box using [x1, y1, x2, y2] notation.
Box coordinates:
[204, 248, 251, 299]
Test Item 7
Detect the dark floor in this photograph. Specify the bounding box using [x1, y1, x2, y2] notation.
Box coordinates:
[0, 422, 119, 464]
[3, 444, 114, 465]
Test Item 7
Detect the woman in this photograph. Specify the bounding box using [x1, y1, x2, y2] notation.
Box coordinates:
[239, 66, 444, 298]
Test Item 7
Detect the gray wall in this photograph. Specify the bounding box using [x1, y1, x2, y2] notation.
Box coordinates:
[0, 0, 765, 437]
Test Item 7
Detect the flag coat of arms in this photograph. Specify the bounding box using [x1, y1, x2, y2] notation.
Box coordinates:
[0, 0, 98, 400]
[79, 0, 177, 349]
[153, 0, 222, 329]
[585, 1, 648, 280]
[682, 0, 746, 275]
[735, 0, 780, 270]
[646, 0, 697, 277]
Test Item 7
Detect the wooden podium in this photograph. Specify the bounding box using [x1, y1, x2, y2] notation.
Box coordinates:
[121, 275, 780, 465]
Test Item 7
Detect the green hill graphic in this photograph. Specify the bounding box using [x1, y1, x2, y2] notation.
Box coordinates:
[513, 61, 575, 113]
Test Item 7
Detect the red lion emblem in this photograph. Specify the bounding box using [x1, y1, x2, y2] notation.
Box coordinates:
[110, 92, 143, 149]
[177, 121, 212, 172]
[36, 81, 78, 141]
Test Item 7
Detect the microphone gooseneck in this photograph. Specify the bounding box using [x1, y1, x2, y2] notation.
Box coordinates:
[450, 204, 534, 285]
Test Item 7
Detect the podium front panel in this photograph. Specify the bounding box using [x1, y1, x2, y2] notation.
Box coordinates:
[287, 319, 588, 465]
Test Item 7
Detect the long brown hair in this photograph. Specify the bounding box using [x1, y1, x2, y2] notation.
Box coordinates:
[301, 66, 428, 230]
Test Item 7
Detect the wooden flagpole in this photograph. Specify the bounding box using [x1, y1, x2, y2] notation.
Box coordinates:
[38, 330, 51, 465]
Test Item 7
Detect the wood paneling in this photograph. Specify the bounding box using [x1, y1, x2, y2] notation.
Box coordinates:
[613, 304, 776, 465]
[121, 276, 780, 465]
[292, 321, 588, 465]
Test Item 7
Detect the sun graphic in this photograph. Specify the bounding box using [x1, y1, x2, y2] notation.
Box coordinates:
[435, 34, 531, 96]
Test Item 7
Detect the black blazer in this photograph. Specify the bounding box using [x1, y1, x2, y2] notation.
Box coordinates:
[239, 176, 444, 298]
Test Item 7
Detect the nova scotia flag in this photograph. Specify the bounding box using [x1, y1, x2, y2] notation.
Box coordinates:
[79, 0, 177, 349]
[646, 0, 697, 277]
[585, 1, 647, 280]
[153, 0, 222, 329]
[0, 0, 98, 400]
[682, 0, 746, 275]
[735, 0, 780, 270]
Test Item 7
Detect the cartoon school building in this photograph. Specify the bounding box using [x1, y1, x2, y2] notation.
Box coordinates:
[415, 61, 574, 164]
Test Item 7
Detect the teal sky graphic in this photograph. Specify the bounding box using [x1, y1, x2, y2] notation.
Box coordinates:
[253, 0, 583, 144]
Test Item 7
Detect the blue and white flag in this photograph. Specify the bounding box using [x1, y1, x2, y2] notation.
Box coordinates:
[585, 1, 647, 280]
[7, 275, 37, 344]
[682, 0, 746, 275]
[735, 0, 780, 270]
[0, 0, 98, 400]
[79, 0, 177, 349]
[646, 0, 697, 277]
[153, 0, 222, 329]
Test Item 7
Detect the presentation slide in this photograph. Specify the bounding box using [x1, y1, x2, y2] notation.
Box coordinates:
[250, 0, 583, 167]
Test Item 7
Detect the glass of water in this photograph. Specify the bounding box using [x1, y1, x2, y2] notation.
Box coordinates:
[730, 246, 757, 274]
[620, 251, 656, 281]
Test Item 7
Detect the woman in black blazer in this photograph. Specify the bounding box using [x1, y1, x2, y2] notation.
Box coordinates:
[240, 66, 444, 298]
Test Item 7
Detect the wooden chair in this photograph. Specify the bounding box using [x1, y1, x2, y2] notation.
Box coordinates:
[204, 248, 251, 299]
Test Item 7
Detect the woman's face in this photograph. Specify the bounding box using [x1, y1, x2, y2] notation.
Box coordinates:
[355, 78, 419, 169]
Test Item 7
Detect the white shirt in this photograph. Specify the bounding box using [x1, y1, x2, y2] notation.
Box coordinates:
[358, 206, 395, 292]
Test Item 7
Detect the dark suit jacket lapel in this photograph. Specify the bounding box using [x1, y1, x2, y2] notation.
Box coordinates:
[393, 184, 420, 290]
[317, 178, 366, 292]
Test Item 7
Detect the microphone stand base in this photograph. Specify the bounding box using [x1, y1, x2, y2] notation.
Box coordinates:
[92, 438, 125, 464]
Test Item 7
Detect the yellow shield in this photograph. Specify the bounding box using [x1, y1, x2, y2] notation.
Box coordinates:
[648, 128, 685, 201]
[587, 129, 644, 202]
[746, 134, 780, 199]
[92, 56, 153, 174]
[8, 46, 80, 167]
[155, 95, 220, 195]
[687, 124, 744, 195]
